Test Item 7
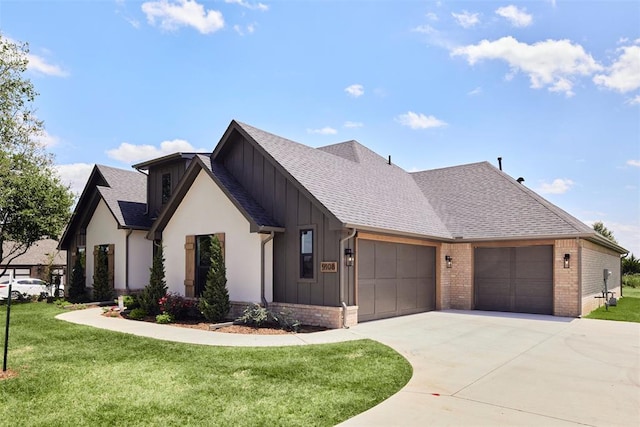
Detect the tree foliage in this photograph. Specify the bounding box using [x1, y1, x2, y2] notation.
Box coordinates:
[199, 235, 230, 322]
[92, 246, 113, 301]
[0, 35, 74, 275]
[592, 221, 617, 244]
[622, 253, 640, 275]
[140, 244, 167, 315]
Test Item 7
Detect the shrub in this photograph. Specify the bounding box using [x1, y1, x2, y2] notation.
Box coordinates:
[155, 313, 174, 324]
[92, 247, 113, 302]
[236, 304, 301, 332]
[123, 294, 140, 310]
[68, 249, 87, 303]
[159, 293, 195, 320]
[127, 308, 147, 320]
[140, 245, 167, 316]
[623, 274, 640, 288]
[236, 303, 270, 327]
[199, 235, 230, 322]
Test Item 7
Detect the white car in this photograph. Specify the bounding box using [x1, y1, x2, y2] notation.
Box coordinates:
[0, 277, 49, 300]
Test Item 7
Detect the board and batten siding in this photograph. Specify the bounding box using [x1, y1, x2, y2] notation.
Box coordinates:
[221, 135, 344, 307]
[162, 169, 272, 303]
[147, 160, 190, 218]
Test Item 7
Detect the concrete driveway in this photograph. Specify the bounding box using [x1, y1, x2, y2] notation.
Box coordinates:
[341, 310, 640, 427]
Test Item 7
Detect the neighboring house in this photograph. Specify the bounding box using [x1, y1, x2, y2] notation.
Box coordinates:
[0, 239, 66, 285]
[59, 120, 627, 327]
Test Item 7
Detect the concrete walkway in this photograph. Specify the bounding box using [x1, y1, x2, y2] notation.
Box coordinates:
[57, 308, 640, 426]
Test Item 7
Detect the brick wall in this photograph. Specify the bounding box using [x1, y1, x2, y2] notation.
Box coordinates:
[580, 240, 621, 316]
[553, 239, 580, 317]
[229, 301, 354, 329]
[448, 243, 473, 310]
[439, 243, 452, 310]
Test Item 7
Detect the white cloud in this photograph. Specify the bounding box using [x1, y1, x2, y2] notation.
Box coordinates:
[495, 5, 532, 27]
[306, 127, 337, 135]
[412, 25, 437, 35]
[593, 45, 640, 93]
[537, 178, 574, 194]
[627, 160, 640, 167]
[36, 129, 60, 148]
[225, 0, 268, 11]
[468, 86, 482, 96]
[425, 12, 438, 21]
[344, 84, 364, 98]
[625, 95, 640, 105]
[234, 23, 256, 36]
[106, 139, 206, 163]
[451, 36, 602, 97]
[395, 111, 448, 129]
[55, 163, 94, 196]
[141, 0, 224, 34]
[344, 121, 364, 128]
[451, 10, 480, 28]
[3, 36, 68, 77]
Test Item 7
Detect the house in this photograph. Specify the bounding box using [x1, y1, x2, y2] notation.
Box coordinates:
[1, 239, 66, 285]
[59, 120, 627, 327]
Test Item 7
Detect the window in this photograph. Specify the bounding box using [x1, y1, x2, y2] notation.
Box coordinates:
[300, 229, 314, 279]
[162, 173, 172, 204]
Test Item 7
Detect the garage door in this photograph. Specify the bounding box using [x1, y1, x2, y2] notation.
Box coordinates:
[474, 246, 553, 315]
[358, 240, 436, 322]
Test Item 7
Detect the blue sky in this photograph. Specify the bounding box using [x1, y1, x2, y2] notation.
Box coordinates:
[2, 0, 639, 255]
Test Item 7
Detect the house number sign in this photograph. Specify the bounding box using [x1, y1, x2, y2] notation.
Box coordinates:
[320, 262, 338, 273]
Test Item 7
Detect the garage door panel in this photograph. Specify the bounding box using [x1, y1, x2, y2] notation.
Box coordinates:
[358, 240, 375, 280]
[375, 242, 397, 279]
[358, 279, 375, 317]
[397, 278, 417, 311]
[397, 245, 417, 279]
[375, 279, 397, 314]
[416, 278, 435, 311]
[417, 246, 436, 278]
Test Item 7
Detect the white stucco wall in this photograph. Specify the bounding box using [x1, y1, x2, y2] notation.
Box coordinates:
[86, 199, 126, 290]
[163, 169, 272, 303]
[128, 230, 152, 290]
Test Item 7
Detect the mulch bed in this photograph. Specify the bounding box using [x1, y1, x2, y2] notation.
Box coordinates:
[104, 310, 327, 334]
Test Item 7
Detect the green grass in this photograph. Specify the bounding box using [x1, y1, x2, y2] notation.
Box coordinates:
[585, 288, 640, 323]
[0, 303, 411, 426]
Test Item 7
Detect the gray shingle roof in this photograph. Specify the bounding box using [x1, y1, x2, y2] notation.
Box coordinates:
[411, 162, 594, 239]
[196, 154, 282, 230]
[95, 165, 152, 229]
[235, 122, 452, 239]
[1, 239, 65, 266]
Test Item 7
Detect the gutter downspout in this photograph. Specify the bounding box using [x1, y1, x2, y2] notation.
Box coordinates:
[339, 228, 357, 328]
[261, 232, 275, 308]
[125, 229, 133, 293]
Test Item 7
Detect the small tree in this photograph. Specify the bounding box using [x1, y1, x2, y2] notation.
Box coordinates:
[593, 221, 617, 244]
[92, 246, 112, 301]
[140, 244, 167, 315]
[622, 253, 640, 275]
[199, 235, 230, 322]
[68, 249, 86, 302]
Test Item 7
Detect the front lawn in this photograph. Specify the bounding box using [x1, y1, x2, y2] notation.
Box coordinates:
[0, 303, 411, 426]
[585, 289, 640, 323]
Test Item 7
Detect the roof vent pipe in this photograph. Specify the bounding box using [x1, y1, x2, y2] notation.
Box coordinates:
[388, 155, 391, 165]
[498, 157, 503, 171]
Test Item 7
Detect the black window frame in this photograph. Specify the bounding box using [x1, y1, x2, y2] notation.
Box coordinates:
[299, 226, 316, 281]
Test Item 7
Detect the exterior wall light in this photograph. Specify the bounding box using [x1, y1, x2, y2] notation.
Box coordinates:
[345, 248, 354, 267]
[563, 253, 570, 269]
[445, 255, 452, 268]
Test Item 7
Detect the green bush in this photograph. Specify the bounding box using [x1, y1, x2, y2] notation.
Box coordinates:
[155, 313, 174, 324]
[236, 303, 270, 327]
[68, 249, 87, 303]
[199, 235, 230, 322]
[622, 274, 640, 288]
[236, 304, 301, 332]
[92, 247, 113, 302]
[123, 295, 140, 310]
[127, 308, 147, 320]
[140, 245, 167, 315]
